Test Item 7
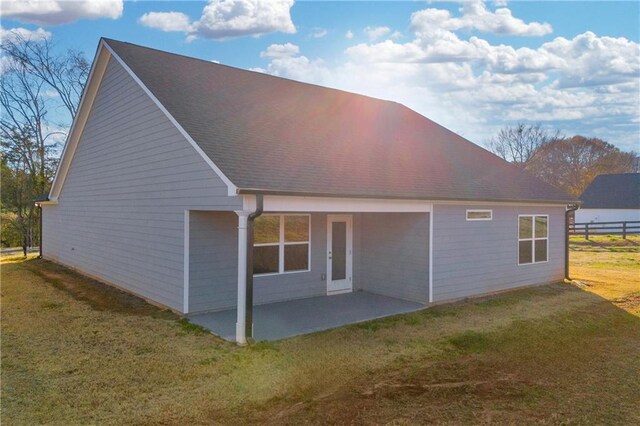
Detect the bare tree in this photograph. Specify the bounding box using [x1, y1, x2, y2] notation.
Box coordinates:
[2, 33, 89, 117]
[526, 136, 639, 197]
[486, 123, 562, 168]
[0, 31, 88, 252]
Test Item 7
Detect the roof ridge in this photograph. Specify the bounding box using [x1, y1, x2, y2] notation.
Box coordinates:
[102, 37, 402, 109]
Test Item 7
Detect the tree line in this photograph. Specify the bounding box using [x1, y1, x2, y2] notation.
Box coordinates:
[486, 123, 639, 197]
[1, 35, 638, 251]
[1, 33, 88, 251]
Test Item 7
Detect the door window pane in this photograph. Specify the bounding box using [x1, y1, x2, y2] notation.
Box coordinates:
[284, 244, 309, 271]
[535, 239, 548, 262]
[254, 245, 279, 274]
[519, 240, 532, 264]
[331, 222, 346, 280]
[535, 216, 548, 238]
[254, 216, 279, 244]
[519, 216, 532, 239]
[284, 216, 309, 242]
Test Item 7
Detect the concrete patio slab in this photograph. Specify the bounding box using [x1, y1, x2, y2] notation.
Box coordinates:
[188, 291, 425, 342]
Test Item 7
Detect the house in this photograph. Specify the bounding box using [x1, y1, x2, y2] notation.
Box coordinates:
[575, 173, 640, 223]
[38, 39, 575, 343]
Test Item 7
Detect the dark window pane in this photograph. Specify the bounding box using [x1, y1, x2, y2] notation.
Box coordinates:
[535, 216, 548, 238]
[284, 244, 309, 271]
[254, 216, 279, 244]
[254, 245, 279, 274]
[519, 240, 532, 264]
[332, 222, 346, 280]
[519, 216, 533, 239]
[285, 216, 309, 242]
[535, 239, 548, 262]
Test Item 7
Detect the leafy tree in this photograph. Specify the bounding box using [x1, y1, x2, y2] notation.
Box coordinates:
[526, 136, 639, 197]
[486, 123, 562, 168]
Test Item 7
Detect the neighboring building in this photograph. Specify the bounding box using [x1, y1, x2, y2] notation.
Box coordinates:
[575, 173, 640, 223]
[39, 39, 575, 343]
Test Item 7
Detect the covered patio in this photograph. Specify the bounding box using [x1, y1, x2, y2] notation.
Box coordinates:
[189, 291, 425, 341]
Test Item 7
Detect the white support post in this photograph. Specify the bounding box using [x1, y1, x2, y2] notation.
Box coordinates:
[429, 206, 434, 304]
[235, 211, 250, 345]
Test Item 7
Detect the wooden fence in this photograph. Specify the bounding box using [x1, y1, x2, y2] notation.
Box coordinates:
[570, 221, 640, 240]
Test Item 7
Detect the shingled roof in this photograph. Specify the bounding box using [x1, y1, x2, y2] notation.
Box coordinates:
[104, 38, 573, 204]
[580, 173, 640, 209]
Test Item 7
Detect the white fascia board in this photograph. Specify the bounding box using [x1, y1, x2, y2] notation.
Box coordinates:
[102, 41, 238, 197]
[48, 43, 111, 201]
[242, 195, 432, 213]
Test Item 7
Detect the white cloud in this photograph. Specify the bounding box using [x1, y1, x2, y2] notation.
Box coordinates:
[260, 43, 299, 59]
[364, 26, 391, 41]
[138, 12, 193, 33]
[2, 0, 123, 25]
[345, 30, 354, 39]
[140, 0, 296, 40]
[411, 0, 552, 37]
[256, 2, 640, 151]
[310, 27, 327, 38]
[0, 26, 52, 43]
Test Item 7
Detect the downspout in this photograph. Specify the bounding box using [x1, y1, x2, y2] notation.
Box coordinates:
[565, 204, 579, 280]
[245, 194, 263, 340]
[38, 204, 43, 258]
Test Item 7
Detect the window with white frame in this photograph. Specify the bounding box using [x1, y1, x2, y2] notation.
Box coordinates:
[518, 215, 548, 265]
[466, 210, 492, 221]
[253, 214, 310, 275]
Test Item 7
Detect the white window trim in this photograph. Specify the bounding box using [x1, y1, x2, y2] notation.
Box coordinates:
[254, 214, 311, 277]
[466, 209, 493, 221]
[517, 214, 549, 266]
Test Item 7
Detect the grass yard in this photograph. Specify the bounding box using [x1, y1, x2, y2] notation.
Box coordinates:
[2, 237, 639, 425]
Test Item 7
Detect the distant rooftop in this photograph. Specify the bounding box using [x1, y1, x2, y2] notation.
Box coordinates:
[580, 173, 640, 209]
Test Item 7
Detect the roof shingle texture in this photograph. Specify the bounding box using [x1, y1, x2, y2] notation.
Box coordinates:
[580, 173, 640, 209]
[105, 39, 573, 203]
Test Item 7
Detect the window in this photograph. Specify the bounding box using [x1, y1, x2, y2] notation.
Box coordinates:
[518, 215, 548, 265]
[466, 210, 492, 221]
[253, 214, 310, 275]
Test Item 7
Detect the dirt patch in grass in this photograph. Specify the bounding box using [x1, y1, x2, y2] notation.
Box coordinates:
[2, 248, 639, 424]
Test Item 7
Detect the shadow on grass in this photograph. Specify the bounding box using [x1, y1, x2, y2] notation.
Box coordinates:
[13, 257, 176, 320]
[570, 235, 640, 253]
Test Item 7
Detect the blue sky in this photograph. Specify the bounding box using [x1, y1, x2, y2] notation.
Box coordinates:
[2, 1, 639, 151]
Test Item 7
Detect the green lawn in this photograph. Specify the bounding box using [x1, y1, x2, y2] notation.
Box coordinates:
[1, 239, 639, 425]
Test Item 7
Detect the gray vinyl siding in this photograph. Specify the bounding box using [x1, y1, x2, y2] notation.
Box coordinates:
[42, 56, 241, 312]
[189, 211, 238, 313]
[432, 204, 565, 302]
[356, 213, 430, 302]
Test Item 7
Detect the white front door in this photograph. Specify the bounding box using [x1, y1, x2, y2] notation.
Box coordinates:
[327, 214, 353, 294]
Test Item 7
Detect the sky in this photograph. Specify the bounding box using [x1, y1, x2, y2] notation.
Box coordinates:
[2, 0, 639, 152]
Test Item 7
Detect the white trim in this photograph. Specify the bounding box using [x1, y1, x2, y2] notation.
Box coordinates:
[466, 209, 493, 221]
[429, 208, 434, 304]
[102, 41, 238, 197]
[517, 214, 549, 266]
[183, 210, 190, 314]
[243, 195, 432, 213]
[253, 214, 311, 276]
[326, 214, 353, 295]
[241, 195, 567, 214]
[49, 44, 111, 201]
